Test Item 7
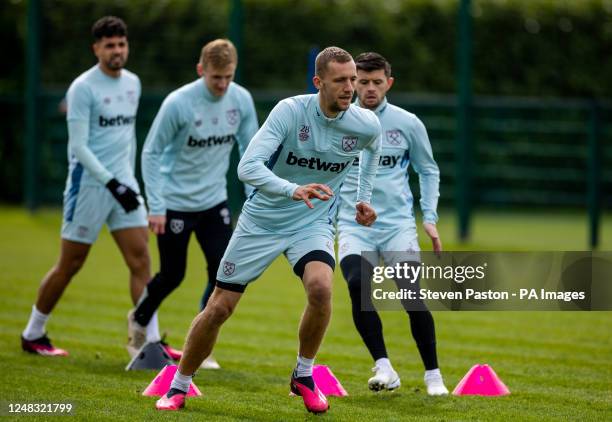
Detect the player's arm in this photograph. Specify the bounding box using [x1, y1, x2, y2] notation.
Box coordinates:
[66, 83, 139, 213]
[237, 101, 300, 198]
[236, 90, 260, 197]
[141, 95, 182, 234]
[409, 117, 441, 254]
[355, 123, 382, 226]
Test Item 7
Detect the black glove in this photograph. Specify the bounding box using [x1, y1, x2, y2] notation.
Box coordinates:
[106, 178, 140, 213]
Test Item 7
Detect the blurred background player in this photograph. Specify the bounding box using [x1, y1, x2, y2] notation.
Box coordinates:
[20, 16, 160, 356]
[155, 46, 381, 413]
[337, 52, 448, 395]
[127, 39, 259, 366]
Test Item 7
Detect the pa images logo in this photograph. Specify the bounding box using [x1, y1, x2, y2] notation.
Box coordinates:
[342, 135, 358, 152]
[222, 261, 236, 276]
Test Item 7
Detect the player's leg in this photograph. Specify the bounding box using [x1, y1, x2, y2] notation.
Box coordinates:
[157, 215, 283, 411]
[132, 211, 194, 327]
[108, 201, 152, 353]
[384, 230, 448, 395]
[193, 202, 233, 368]
[286, 228, 335, 413]
[338, 229, 400, 391]
[21, 239, 91, 356]
[339, 255, 400, 391]
[111, 226, 150, 303]
[194, 202, 233, 311]
[22, 184, 107, 356]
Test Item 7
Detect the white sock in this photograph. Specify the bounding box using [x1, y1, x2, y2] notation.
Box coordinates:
[425, 368, 441, 379]
[295, 355, 314, 378]
[22, 305, 49, 341]
[169, 370, 192, 393]
[375, 357, 393, 370]
[146, 311, 161, 343]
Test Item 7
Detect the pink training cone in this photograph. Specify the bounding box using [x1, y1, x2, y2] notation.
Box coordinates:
[452, 364, 510, 396]
[313, 365, 348, 397]
[142, 364, 202, 397]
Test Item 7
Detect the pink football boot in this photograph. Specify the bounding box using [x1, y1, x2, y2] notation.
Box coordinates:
[290, 372, 329, 414]
[160, 341, 183, 361]
[21, 335, 69, 357]
[155, 389, 186, 411]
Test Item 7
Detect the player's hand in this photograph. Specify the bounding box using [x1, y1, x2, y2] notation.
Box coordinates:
[106, 178, 140, 213]
[292, 184, 333, 209]
[423, 222, 442, 257]
[148, 215, 166, 235]
[355, 202, 377, 227]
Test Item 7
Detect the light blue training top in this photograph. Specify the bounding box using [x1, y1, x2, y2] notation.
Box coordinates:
[338, 98, 440, 230]
[141, 80, 258, 214]
[65, 65, 141, 190]
[237, 94, 382, 232]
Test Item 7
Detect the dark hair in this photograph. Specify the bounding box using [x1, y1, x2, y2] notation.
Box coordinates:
[355, 52, 392, 77]
[315, 46, 353, 77]
[92, 16, 128, 41]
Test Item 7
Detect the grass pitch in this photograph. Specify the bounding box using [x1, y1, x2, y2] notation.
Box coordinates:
[0, 206, 610, 421]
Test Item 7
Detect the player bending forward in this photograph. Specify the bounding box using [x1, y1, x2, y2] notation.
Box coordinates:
[155, 46, 381, 414]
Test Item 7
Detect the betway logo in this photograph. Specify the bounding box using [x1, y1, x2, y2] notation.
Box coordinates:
[286, 151, 351, 173]
[99, 115, 136, 127]
[352, 155, 402, 168]
[187, 134, 236, 147]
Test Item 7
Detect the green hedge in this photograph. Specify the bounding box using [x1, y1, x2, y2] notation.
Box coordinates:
[2, 0, 609, 97]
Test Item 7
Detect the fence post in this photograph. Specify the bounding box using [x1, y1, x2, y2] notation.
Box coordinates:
[587, 101, 601, 249]
[456, 0, 473, 242]
[229, 0, 243, 84]
[307, 47, 319, 93]
[24, 0, 41, 211]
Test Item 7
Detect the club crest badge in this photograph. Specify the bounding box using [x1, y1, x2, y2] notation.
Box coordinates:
[299, 125, 310, 142]
[386, 130, 402, 145]
[226, 109, 239, 126]
[223, 261, 235, 276]
[342, 136, 358, 152]
[170, 219, 184, 234]
[126, 90, 137, 105]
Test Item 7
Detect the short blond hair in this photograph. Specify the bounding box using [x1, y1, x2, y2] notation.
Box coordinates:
[199, 39, 238, 69]
[315, 46, 353, 77]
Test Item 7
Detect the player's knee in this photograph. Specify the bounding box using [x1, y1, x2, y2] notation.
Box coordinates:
[205, 299, 235, 326]
[341, 255, 370, 296]
[306, 278, 332, 307]
[127, 248, 150, 276]
[56, 255, 86, 279]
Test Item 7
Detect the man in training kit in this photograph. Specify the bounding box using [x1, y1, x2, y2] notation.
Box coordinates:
[337, 52, 449, 395]
[155, 46, 381, 413]
[21, 16, 161, 356]
[128, 39, 259, 366]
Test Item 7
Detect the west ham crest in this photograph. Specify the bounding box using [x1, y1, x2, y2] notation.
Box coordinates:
[222, 261, 235, 276]
[299, 125, 310, 142]
[226, 109, 239, 126]
[170, 219, 184, 234]
[342, 136, 358, 152]
[386, 130, 402, 145]
[126, 90, 137, 105]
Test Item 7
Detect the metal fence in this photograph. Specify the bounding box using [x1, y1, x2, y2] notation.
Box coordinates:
[14, 91, 611, 228]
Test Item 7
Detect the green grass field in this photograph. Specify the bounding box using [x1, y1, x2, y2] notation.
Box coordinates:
[0, 206, 610, 421]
